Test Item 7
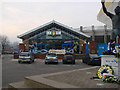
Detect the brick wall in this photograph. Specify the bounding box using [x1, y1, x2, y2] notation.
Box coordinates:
[88, 41, 97, 54]
[34, 54, 46, 59]
[34, 54, 64, 59]
[23, 40, 29, 51]
[116, 36, 120, 43]
[82, 44, 86, 54]
[14, 54, 19, 59]
[57, 54, 64, 59]
[19, 43, 25, 51]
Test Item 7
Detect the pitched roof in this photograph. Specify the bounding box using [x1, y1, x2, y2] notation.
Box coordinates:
[17, 20, 90, 39]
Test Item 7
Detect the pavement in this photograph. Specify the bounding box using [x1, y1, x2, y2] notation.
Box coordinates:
[42, 66, 119, 89]
[9, 66, 120, 89]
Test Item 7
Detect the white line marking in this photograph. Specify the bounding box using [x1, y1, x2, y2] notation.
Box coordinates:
[36, 66, 99, 77]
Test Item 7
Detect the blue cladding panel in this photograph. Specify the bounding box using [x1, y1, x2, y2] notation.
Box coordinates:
[97, 43, 120, 56]
[97, 43, 108, 56]
[85, 43, 89, 54]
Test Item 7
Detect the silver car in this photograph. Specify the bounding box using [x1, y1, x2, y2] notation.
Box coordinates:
[45, 53, 58, 64]
[18, 52, 34, 64]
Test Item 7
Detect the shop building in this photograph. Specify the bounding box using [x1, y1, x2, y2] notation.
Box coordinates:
[17, 20, 90, 58]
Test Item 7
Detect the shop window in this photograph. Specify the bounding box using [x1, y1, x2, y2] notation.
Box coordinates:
[63, 45, 66, 49]
[68, 45, 71, 49]
[42, 45, 45, 49]
[46, 45, 53, 49]
[37, 45, 41, 50]
[55, 45, 62, 49]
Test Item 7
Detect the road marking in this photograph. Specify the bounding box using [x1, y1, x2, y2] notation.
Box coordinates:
[74, 66, 99, 71]
[63, 65, 71, 66]
[39, 66, 99, 77]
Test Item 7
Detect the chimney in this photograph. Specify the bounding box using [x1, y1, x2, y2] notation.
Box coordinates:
[80, 26, 83, 32]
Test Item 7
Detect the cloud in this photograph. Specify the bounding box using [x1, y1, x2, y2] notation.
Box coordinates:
[4, 5, 20, 14]
[1, 0, 101, 2]
[1, 2, 104, 43]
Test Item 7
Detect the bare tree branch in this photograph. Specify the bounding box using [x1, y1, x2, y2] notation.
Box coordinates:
[0, 35, 10, 54]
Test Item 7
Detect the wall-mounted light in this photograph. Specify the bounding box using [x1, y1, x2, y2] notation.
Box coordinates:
[88, 42, 90, 45]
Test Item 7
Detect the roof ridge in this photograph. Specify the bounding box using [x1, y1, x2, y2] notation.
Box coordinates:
[17, 20, 90, 39]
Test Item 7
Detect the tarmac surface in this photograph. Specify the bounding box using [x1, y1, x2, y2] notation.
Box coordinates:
[2, 54, 95, 88]
[2, 54, 120, 89]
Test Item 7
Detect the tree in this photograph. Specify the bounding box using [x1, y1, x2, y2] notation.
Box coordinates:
[0, 35, 10, 54]
[11, 41, 19, 51]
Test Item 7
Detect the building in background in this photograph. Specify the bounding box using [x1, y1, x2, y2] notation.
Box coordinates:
[79, 25, 112, 43]
[0, 42, 1, 55]
[17, 20, 90, 58]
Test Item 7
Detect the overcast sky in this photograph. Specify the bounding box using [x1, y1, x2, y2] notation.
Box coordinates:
[0, 0, 104, 43]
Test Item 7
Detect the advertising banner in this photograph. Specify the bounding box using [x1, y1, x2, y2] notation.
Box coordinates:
[49, 50, 66, 54]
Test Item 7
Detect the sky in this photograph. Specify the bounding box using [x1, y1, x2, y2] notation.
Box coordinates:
[0, 0, 105, 43]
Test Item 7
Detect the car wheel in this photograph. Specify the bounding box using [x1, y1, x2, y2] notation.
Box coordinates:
[32, 59, 34, 62]
[63, 61, 65, 64]
[84, 60, 87, 64]
[29, 61, 32, 64]
[72, 61, 75, 64]
[56, 62, 58, 64]
[45, 62, 47, 64]
[73, 62, 75, 64]
[18, 61, 21, 63]
[82, 59, 85, 63]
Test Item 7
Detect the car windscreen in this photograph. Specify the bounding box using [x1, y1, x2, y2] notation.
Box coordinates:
[90, 54, 99, 58]
[20, 53, 29, 56]
[47, 53, 56, 57]
[65, 53, 73, 55]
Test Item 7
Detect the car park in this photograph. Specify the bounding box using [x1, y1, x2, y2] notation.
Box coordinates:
[45, 53, 58, 64]
[18, 52, 34, 64]
[82, 54, 101, 65]
[62, 53, 75, 64]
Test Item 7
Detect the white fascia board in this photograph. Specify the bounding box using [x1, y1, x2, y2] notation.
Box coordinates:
[17, 20, 54, 38]
[17, 20, 90, 39]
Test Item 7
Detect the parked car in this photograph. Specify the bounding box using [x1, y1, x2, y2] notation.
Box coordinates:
[13, 51, 18, 54]
[82, 54, 101, 65]
[62, 53, 75, 64]
[45, 53, 58, 64]
[18, 52, 34, 64]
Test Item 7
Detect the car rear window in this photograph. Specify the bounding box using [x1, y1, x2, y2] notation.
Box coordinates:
[47, 53, 56, 57]
[65, 53, 73, 55]
[90, 54, 99, 57]
[20, 53, 29, 56]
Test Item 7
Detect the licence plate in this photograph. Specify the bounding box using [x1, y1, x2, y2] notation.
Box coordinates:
[95, 59, 99, 60]
[50, 58, 53, 59]
[67, 60, 72, 62]
[22, 59, 26, 61]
